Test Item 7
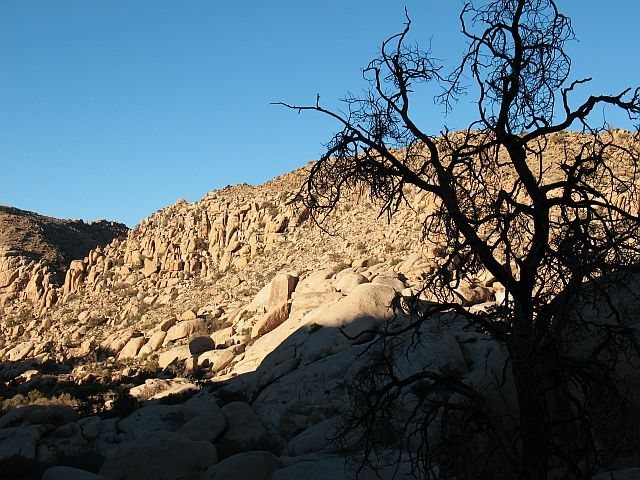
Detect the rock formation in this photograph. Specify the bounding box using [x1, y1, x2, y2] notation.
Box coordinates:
[0, 206, 127, 310]
[0, 131, 638, 479]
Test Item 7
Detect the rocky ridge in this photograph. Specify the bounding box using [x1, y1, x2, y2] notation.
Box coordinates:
[0, 131, 639, 479]
[0, 206, 127, 310]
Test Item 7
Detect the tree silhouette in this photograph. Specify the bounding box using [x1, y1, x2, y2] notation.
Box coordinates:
[278, 0, 640, 478]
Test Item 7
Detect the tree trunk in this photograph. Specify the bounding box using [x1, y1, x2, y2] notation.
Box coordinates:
[512, 359, 550, 480]
[509, 305, 551, 480]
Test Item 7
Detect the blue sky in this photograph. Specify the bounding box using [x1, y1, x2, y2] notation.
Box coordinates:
[1, 1, 638, 227]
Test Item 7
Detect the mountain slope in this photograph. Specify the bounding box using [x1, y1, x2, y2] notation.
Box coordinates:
[0, 206, 127, 270]
[0, 131, 638, 479]
[0, 206, 127, 308]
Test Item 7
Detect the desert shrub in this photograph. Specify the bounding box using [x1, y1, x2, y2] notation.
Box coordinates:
[1, 390, 78, 412]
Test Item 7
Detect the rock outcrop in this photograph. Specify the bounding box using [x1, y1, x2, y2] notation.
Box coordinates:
[0, 131, 638, 479]
[0, 206, 127, 309]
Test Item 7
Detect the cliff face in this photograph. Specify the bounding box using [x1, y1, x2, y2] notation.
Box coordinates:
[0, 206, 128, 308]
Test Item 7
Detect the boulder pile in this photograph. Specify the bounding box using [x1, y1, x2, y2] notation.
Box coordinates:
[1, 131, 638, 479]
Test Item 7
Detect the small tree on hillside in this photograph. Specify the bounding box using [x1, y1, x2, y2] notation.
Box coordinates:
[279, 0, 640, 478]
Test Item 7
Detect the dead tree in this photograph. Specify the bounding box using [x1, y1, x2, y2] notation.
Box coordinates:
[277, 0, 640, 478]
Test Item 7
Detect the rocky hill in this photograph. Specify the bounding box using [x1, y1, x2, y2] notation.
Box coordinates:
[0, 131, 638, 480]
[0, 207, 128, 309]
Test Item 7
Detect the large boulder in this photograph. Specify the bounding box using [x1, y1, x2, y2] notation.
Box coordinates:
[302, 283, 397, 344]
[176, 412, 226, 443]
[142, 258, 158, 278]
[117, 335, 146, 360]
[78, 416, 102, 441]
[158, 345, 191, 369]
[248, 273, 298, 313]
[371, 274, 406, 292]
[290, 291, 343, 315]
[230, 312, 310, 377]
[165, 319, 207, 343]
[197, 348, 235, 372]
[189, 336, 216, 355]
[137, 331, 167, 357]
[251, 301, 290, 339]
[99, 432, 217, 480]
[204, 451, 279, 480]
[117, 404, 184, 439]
[454, 331, 518, 430]
[36, 421, 93, 465]
[6, 341, 35, 361]
[216, 402, 282, 458]
[211, 326, 234, 348]
[252, 344, 367, 440]
[284, 417, 343, 456]
[334, 271, 369, 294]
[0, 425, 43, 461]
[391, 329, 468, 379]
[268, 273, 298, 308]
[182, 394, 222, 420]
[295, 269, 335, 295]
[179, 309, 198, 321]
[258, 357, 301, 388]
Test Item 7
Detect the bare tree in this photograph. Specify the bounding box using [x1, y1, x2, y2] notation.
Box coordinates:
[278, 0, 640, 478]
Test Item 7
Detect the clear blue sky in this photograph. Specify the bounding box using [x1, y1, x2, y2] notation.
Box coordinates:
[1, 1, 638, 227]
